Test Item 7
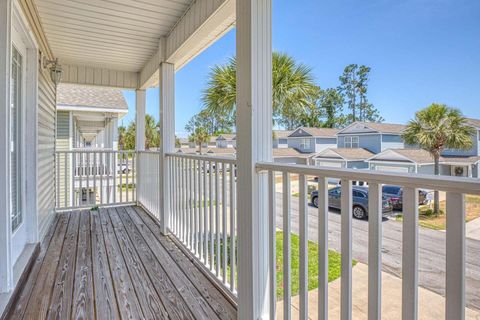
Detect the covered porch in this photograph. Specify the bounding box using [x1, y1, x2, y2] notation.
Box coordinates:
[1, 0, 480, 319]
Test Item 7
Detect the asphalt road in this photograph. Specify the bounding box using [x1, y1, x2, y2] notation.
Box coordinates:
[274, 192, 480, 311]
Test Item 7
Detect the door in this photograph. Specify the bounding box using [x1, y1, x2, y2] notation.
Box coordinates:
[10, 29, 27, 264]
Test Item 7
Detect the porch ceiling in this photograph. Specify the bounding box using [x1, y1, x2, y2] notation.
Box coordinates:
[35, 0, 193, 72]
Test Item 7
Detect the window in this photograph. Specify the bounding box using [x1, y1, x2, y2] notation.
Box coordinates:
[279, 138, 287, 144]
[300, 138, 311, 149]
[344, 136, 359, 148]
[10, 46, 22, 232]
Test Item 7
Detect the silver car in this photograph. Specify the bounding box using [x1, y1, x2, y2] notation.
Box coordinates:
[311, 186, 393, 219]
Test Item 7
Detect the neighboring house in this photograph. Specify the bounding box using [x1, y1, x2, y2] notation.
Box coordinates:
[206, 148, 236, 156]
[368, 149, 480, 178]
[336, 122, 406, 154]
[216, 134, 236, 148]
[273, 148, 311, 165]
[273, 130, 292, 148]
[441, 118, 480, 157]
[56, 83, 128, 207]
[179, 138, 195, 148]
[311, 148, 374, 169]
[287, 127, 339, 153]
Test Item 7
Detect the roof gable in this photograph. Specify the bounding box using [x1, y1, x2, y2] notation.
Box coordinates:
[288, 127, 339, 138]
[338, 122, 405, 135]
[57, 83, 128, 111]
[289, 127, 313, 137]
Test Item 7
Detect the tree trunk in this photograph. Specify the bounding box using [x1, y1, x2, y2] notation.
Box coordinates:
[434, 154, 440, 215]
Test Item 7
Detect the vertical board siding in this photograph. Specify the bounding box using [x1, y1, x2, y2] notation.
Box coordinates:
[62, 64, 138, 89]
[37, 67, 56, 240]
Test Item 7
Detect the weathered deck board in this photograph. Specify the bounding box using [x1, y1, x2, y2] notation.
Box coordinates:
[107, 208, 169, 319]
[133, 206, 237, 320]
[124, 209, 218, 319]
[23, 213, 71, 320]
[5, 206, 237, 320]
[7, 215, 60, 320]
[99, 208, 144, 319]
[91, 210, 120, 320]
[71, 211, 94, 320]
[48, 212, 80, 319]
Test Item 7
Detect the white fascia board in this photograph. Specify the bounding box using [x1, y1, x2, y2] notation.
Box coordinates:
[57, 104, 128, 115]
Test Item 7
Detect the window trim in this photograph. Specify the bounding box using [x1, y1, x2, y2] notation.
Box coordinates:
[344, 135, 359, 148]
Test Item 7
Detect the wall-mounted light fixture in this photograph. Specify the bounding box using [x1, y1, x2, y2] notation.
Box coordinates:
[43, 57, 63, 86]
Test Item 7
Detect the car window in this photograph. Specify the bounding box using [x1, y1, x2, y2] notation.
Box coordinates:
[329, 187, 341, 195]
[353, 190, 366, 198]
[383, 186, 400, 194]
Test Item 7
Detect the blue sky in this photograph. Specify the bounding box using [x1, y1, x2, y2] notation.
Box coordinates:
[122, 0, 480, 137]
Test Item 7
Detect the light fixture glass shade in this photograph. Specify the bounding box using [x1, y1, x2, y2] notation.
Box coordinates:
[50, 64, 63, 85]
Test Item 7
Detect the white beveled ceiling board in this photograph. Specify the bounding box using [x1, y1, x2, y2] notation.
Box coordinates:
[139, 0, 235, 89]
[35, 0, 193, 72]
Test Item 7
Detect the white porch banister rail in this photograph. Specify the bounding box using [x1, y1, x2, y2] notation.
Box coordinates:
[165, 152, 238, 298]
[256, 161, 479, 320]
[55, 150, 136, 209]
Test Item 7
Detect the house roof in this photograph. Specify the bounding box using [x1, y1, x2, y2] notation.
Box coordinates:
[217, 134, 236, 141]
[57, 83, 128, 111]
[313, 148, 374, 161]
[288, 127, 339, 138]
[466, 118, 480, 128]
[273, 148, 311, 158]
[368, 149, 480, 165]
[274, 130, 292, 139]
[206, 148, 236, 155]
[338, 122, 406, 135]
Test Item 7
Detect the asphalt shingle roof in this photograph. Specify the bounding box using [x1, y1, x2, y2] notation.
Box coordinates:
[57, 83, 128, 110]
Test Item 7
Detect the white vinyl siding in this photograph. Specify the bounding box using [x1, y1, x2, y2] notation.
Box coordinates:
[37, 65, 56, 240]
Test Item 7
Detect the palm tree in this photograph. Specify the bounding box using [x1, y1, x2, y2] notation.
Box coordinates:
[189, 127, 210, 154]
[202, 52, 319, 129]
[402, 103, 475, 214]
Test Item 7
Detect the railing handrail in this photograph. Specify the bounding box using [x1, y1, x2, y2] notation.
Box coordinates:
[55, 150, 136, 154]
[166, 152, 237, 164]
[256, 161, 480, 194]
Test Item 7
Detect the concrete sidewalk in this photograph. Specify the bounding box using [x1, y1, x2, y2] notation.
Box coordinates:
[277, 263, 480, 319]
[467, 217, 480, 240]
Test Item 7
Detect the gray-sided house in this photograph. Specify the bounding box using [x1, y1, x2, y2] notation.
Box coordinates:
[273, 130, 292, 148]
[273, 148, 312, 165]
[216, 134, 236, 148]
[368, 149, 480, 178]
[441, 118, 480, 158]
[336, 122, 406, 154]
[287, 127, 339, 153]
[311, 148, 374, 169]
[56, 83, 128, 207]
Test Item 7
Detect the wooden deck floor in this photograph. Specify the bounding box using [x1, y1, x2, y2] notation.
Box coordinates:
[5, 206, 237, 320]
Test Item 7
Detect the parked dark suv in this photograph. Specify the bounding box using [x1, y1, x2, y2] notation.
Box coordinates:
[310, 186, 393, 219]
[382, 185, 428, 210]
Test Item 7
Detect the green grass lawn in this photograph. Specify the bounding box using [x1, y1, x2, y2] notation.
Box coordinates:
[275, 231, 355, 300]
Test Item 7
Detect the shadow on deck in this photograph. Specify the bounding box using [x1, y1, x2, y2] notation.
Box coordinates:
[4, 206, 237, 320]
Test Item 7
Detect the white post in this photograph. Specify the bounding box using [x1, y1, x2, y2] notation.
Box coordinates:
[236, 0, 272, 318]
[135, 89, 146, 151]
[159, 62, 175, 234]
[0, 0, 12, 293]
[111, 116, 118, 150]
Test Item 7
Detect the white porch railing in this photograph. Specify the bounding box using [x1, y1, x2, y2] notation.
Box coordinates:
[166, 152, 238, 297]
[55, 150, 136, 209]
[256, 161, 480, 320]
[137, 151, 161, 220]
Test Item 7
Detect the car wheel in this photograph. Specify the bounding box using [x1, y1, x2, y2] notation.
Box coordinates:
[352, 205, 366, 219]
[312, 196, 319, 208]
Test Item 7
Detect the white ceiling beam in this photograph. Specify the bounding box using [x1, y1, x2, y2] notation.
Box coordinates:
[138, 0, 236, 89]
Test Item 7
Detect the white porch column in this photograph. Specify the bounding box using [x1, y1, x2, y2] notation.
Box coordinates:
[236, 0, 272, 318]
[135, 89, 146, 151]
[111, 116, 118, 150]
[0, 0, 12, 293]
[159, 62, 175, 234]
